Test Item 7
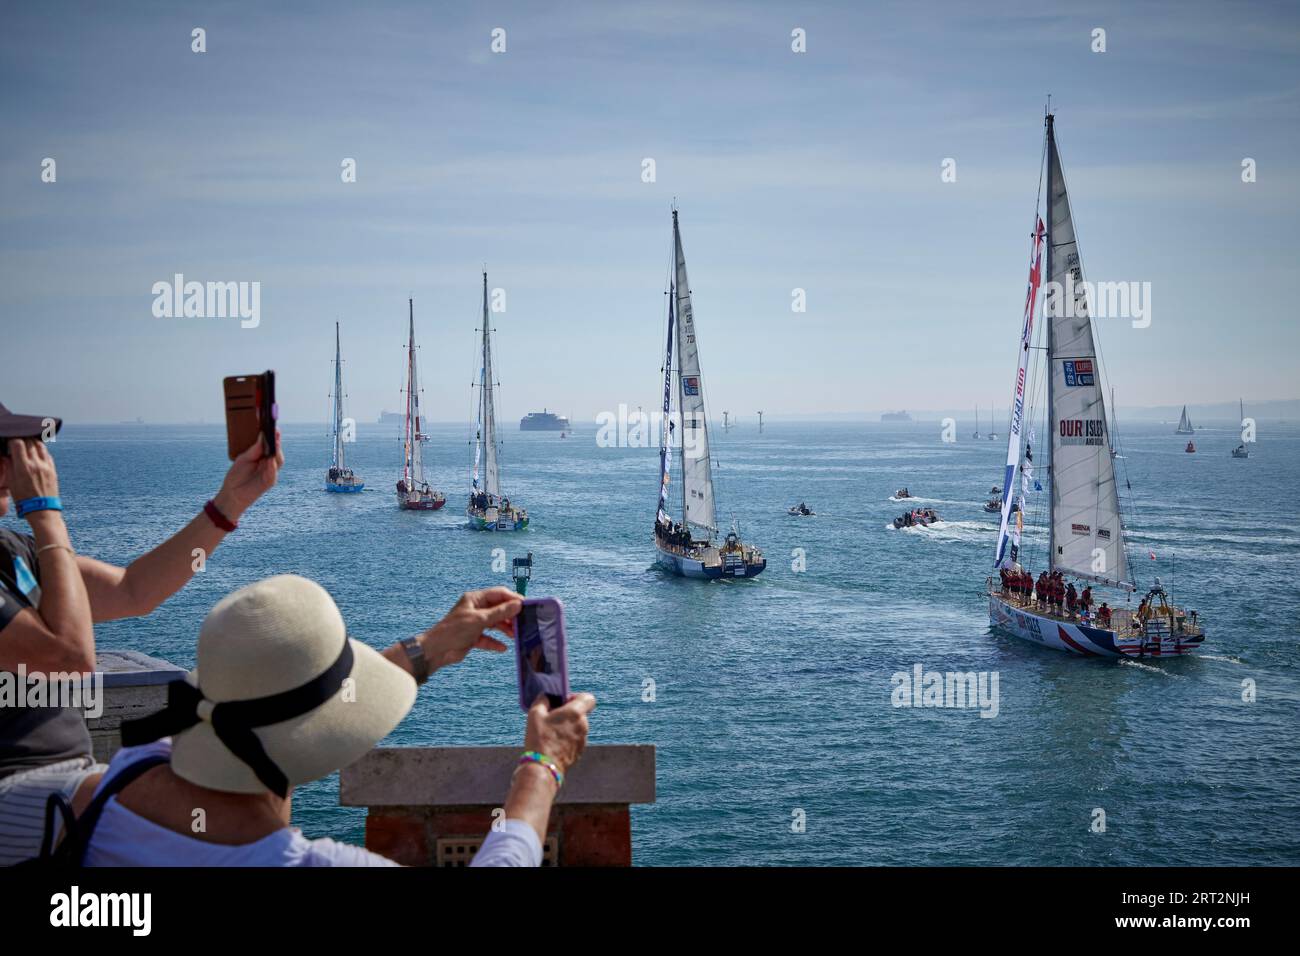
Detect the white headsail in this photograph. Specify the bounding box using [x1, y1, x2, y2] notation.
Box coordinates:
[1043, 115, 1130, 589]
[995, 217, 1045, 569]
[672, 211, 717, 534]
[474, 271, 501, 499]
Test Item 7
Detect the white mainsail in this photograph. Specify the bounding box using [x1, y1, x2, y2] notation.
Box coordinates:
[475, 271, 501, 499]
[1043, 115, 1130, 589]
[672, 211, 717, 534]
[1176, 405, 1194, 434]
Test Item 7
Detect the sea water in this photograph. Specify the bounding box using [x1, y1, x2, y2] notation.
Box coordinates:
[39, 420, 1300, 865]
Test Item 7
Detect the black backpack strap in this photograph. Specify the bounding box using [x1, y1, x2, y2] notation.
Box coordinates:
[58, 753, 170, 865]
[37, 791, 77, 859]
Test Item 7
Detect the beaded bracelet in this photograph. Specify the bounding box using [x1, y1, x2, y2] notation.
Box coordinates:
[518, 751, 564, 789]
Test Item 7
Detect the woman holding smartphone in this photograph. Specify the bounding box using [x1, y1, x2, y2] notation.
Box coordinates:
[0, 400, 282, 864]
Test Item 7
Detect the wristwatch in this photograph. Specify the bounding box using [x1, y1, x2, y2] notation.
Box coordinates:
[400, 636, 430, 685]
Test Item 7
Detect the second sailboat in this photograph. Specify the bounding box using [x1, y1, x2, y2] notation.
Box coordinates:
[396, 299, 445, 510]
[468, 271, 528, 531]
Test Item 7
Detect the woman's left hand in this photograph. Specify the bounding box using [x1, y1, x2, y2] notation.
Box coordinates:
[422, 587, 522, 671]
[213, 430, 283, 522]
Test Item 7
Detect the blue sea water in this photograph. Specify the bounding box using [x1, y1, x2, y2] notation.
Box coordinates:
[28, 419, 1300, 865]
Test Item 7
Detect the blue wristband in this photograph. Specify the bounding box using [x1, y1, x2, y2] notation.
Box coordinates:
[15, 496, 62, 518]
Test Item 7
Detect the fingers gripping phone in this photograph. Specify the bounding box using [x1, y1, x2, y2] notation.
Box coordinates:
[223, 371, 277, 461]
[515, 597, 570, 711]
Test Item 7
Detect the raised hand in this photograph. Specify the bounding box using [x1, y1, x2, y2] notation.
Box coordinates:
[524, 691, 596, 777]
[7, 438, 60, 503]
[214, 429, 284, 522]
[423, 587, 523, 671]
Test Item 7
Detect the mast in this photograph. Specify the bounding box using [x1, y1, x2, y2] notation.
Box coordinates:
[1045, 114, 1056, 571]
[403, 300, 416, 486]
[478, 271, 500, 499]
[333, 322, 345, 470]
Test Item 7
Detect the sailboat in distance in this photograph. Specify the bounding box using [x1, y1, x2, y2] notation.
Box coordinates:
[972, 406, 982, 440]
[653, 209, 765, 579]
[396, 300, 445, 510]
[1175, 405, 1195, 434]
[987, 403, 998, 441]
[468, 271, 528, 531]
[987, 111, 1205, 658]
[326, 322, 364, 492]
[1232, 398, 1250, 458]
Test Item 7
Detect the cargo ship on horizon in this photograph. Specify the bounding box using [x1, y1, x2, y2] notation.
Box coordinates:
[519, 409, 570, 432]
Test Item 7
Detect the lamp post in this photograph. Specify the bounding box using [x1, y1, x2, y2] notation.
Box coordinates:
[512, 552, 533, 596]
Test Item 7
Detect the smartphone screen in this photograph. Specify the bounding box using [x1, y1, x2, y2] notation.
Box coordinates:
[516, 598, 569, 711]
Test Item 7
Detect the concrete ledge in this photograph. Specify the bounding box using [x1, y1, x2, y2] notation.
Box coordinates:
[96, 649, 188, 687]
[341, 745, 656, 865]
[340, 744, 655, 807]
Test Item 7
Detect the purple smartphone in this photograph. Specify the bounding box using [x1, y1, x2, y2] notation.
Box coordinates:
[515, 597, 570, 711]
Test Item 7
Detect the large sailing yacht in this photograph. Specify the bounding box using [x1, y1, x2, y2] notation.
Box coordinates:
[468, 271, 528, 531]
[396, 300, 445, 510]
[325, 322, 364, 493]
[987, 112, 1205, 658]
[653, 209, 765, 579]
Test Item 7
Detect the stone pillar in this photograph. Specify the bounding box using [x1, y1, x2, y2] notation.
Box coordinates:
[340, 745, 656, 866]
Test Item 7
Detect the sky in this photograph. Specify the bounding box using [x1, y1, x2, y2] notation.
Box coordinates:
[1, 0, 1297, 426]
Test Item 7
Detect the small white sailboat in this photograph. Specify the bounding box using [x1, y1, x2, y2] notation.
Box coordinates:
[653, 209, 765, 579]
[1232, 398, 1250, 458]
[988, 111, 1205, 659]
[396, 300, 445, 511]
[987, 403, 998, 441]
[325, 322, 364, 493]
[1175, 404, 1195, 434]
[468, 271, 528, 531]
[972, 406, 982, 440]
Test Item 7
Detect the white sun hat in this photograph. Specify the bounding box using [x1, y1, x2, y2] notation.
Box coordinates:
[122, 575, 416, 796]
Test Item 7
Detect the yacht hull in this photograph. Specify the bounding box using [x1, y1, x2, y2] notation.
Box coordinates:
[654, 541, 765, 579]
[989, 594, 1202, 658]
[468, 506, 528, 531]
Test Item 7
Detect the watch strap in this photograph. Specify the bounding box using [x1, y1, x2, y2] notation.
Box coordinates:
[400, 636, 429, 685]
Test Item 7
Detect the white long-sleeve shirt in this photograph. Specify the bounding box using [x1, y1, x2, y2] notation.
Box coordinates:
[83, 740, 541, 867]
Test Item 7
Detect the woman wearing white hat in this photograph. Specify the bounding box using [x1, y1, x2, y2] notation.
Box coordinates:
[63, 575, 593, 866]
[0, 400, 283, 865]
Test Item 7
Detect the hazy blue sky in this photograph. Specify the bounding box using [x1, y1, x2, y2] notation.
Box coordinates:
[2, 0, 1297, 426]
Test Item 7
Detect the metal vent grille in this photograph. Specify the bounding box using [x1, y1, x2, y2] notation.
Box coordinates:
[435, 835, 558, 867]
